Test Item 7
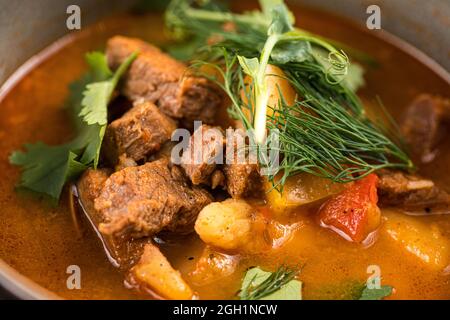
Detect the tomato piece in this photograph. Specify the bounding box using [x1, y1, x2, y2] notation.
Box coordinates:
[318, 174, 381, 243]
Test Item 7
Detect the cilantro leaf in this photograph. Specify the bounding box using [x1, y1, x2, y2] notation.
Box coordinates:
[79, 52, 136, 126]
[267, 4, 293, 36]
[10, 51, 136, 200]
[239, 267, 302, 300]
[359, 285, 393, 300]
[271, 40, 311, 64]
[9, 142, 86, 199]
[85, 51, 113, 80]
[259, 0, 284, 17]
[79, 81, 115, 126]
[237, 56, 260, 78]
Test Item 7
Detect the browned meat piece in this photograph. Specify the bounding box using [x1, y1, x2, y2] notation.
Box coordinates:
[210, 169, 225, 189]
[77, 169, 149, 269]
[402, 94, 450, 163]
[180, 125, 224, 186]
[77, 168, 111, 216]
[107, 95, 133, 123]
[223, 162, 262, 198]
[106, 36, 222, 126]
[115, 154, 137, 171]
[148, 141, 177, 162]
[103, 102, 176, 165]
[377, 169, 450, 214]
[94, 158, 212, 238]
[223, 130, 263, 198]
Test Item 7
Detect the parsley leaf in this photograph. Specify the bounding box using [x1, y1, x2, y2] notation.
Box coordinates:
[239, 267, 302, 300]
[79, 52, 135, 126]
[271, 40, 311, 64]
[359, 285, 393, 300]
[10, 51, 136, 200]
[9, 143, 87, 200]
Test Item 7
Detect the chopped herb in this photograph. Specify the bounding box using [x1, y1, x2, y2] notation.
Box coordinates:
[239, 266, 301, 300]
[9, 52, 137, 200]
[166, 0, 413, 189]
[359, 284, 393, 300]
[313, 280, 393, 300]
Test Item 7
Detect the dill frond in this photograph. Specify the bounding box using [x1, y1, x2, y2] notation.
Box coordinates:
[165, 0, 414, 189]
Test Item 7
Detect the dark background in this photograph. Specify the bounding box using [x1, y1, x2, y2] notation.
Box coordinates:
[0, 286, 15, 300]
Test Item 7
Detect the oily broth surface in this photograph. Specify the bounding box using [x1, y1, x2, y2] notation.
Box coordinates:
[0, 5, 449, 299]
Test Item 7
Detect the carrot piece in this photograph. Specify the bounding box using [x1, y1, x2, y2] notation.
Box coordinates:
[319, 174, 381, 243]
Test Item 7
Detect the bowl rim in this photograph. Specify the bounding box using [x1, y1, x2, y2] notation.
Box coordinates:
[0, 260, 59, 300]
[0, 7, 449, 301]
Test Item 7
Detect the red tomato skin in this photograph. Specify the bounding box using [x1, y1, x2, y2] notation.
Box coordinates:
[319, 174, 381, 243]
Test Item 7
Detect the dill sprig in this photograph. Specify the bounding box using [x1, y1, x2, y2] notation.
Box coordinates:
[239, 266, 299, 300]
[266, 60, 413, 187]
[166, 0, 413, 188]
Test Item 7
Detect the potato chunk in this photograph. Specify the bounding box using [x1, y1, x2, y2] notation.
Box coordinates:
[383, 210, 450, 271]
[131, 243, 194, 300]
[195, 199, 254, 251]
[266, 173, 346, 214]
[195, 199, 297, 252]
[189, 246, 239, 286]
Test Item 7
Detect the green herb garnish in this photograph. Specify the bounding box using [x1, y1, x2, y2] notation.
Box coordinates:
[312, 280, 394, 300]
[166, 0, 413, 188]
[239, 266, 301, 300]
[9, 52, 136, 200]
[359, 284, 393, 300]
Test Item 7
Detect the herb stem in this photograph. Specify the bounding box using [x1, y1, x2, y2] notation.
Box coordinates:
[254, 34, 279, 144]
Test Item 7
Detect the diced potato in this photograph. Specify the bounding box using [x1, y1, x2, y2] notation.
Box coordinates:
[195, 199, 255, 251]
[383, 210, 450, 271]
[131, 243, 194, 300]
[265, 173, 346, 214]
[195, 199, 298, 253]
[189, 246, 239, 286]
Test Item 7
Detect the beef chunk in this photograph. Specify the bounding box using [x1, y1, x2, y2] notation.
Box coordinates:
[103, 101, 176, 164]
[106, 36, 222, 126]
[148, 141, 177, 162]
[77, 169, 149, 269]
[210, 169, 225, 189]
[402, 94, 450, 163]
[223, 162, 262, 199]
[377, 169, 450, 214]
[77, 168, 112, 217]
[115, 154, 138, 171]
[223, 130, 263, 198]
[179, 125, 263, 197]
[94, 158, 212, 238]
[181, 125, 224, 186]
[107, 95, 133, 123]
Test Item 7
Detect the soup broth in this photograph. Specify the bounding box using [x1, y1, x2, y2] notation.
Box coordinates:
[0, 3, 449, 299]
